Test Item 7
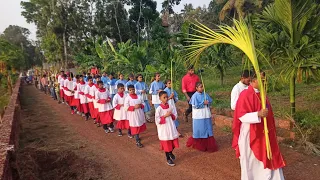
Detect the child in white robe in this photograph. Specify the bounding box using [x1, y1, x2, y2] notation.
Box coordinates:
[155, 91, 179, 167]
[113, 83, 132, 137]
[96, 81, 114, 133]
[163, 79, 182, 137]
[78, 75, 90, 120]
[124, 85, 146, 148]
[92, 76, 101, 126]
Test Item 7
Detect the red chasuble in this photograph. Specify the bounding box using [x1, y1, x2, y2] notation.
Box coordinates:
[232, 85, 285, 170]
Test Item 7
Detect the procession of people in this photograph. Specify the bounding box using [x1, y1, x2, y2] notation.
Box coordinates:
[30, 65, 285, 179]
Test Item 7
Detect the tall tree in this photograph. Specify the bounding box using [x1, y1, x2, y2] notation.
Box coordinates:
[1, 25, 42, 68]
[128, 0, 159, 43]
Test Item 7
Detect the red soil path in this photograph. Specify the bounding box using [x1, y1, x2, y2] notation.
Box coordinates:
[18, 85, 320, 180]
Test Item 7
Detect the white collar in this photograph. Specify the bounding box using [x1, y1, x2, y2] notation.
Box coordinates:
[254, 88, 260, 93]
[238, 81, 248, 88]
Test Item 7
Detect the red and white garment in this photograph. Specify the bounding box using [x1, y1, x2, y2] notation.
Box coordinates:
[124, 94, 146, 135]
[155, 103, 179, 152]
[59, 77, 65, 99]
[113, 92, 129, 129]
[63, 78, 74, 103]
[70, 81, 81, 110]
[85, 83, 97, 118]
[96, 88, 113, 125]
[93, 84, 99, 109]
[78, 81, 88, 113]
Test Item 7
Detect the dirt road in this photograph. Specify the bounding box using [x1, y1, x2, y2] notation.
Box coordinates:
[16, 85, 320, 180]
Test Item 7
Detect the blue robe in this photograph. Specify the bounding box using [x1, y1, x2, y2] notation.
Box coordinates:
[115, 79, 127, 87]
[189, 91, 214, 138]
[164, 87, 179, 127]
[125, 80, 137, 92]
[135, 81, 151, 112]
[101, 76, 110, 84]
[106, 78, 117, 104]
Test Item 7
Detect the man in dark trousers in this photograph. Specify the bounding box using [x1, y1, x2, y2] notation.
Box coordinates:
[181, 65, 200, 122]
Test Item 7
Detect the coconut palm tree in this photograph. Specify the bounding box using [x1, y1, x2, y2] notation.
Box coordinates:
[258, 0, 320, 115]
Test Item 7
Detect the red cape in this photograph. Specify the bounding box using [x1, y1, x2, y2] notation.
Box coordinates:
[232, 85, 285, 170]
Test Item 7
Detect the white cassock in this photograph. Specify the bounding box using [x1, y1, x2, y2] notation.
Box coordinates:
[231, 81, 248, 110]
[155, 104, 179, 141]
[113, 93, 127, 121]
[239, 112, 285, 180]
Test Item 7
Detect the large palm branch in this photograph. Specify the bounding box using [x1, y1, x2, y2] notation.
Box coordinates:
[185, 19, 273, 160]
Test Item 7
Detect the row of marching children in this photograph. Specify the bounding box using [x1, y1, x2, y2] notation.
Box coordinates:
[55, 70, 218, 166]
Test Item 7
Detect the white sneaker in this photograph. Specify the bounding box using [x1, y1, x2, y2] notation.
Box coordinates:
[81, 113, 85, 117]
[105, 129, 110, 134]
[109, 127, 114, 133]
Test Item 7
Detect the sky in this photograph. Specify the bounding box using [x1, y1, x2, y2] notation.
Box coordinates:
[0, 0, 212, 41]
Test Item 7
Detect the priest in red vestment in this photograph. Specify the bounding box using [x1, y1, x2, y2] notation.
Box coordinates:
[232, 71, 286, 180]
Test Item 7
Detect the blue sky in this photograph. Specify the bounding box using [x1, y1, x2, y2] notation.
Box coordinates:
[0, 0, 212, 40]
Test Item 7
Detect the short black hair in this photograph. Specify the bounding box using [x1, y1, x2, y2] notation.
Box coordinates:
[127, 85, 135, 90]
[95, 75, 101, 79]
[195, 82, 202, 88]
[97, 80, 103, 85]
[109, 72, 115, 76]
[87, 76, 93, 80]
[76, 75, 80, 79]
[154, 72, 160, 78]
[136, 73, 143, 79]
[159, 90, 167, 97]
[129, 73, 134, 78]
[241, 70, 251, 78]
[251, 71, 265, 79]
[63, 74, 67, 78]
[117, 83, 124, 89]
[60, 70, 64, 73]
[164, 79, 171, 84]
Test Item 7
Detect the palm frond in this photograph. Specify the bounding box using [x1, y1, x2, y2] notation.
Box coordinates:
[185, 19, 273, 160]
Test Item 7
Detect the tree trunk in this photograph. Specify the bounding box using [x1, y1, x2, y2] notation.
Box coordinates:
[218, 66, 224, 86]
[290, 75, 296, 115]
[114, 1, 122, 42]
[136, 0, 142, 45]
[63, 24, 68, 70]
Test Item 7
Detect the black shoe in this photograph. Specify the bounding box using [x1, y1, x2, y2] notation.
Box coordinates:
[169, 153, 176, 161]
[136, 141, 143, 148]
[118, 132, 123, 137]
[167, 159, 175, 166]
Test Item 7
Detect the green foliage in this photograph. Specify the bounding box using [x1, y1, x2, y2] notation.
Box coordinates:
[256, 0, 320, 114]
[0, 39, 25, 70]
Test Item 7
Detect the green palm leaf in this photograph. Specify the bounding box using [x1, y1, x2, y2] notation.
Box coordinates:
[185, 19, 273, 160]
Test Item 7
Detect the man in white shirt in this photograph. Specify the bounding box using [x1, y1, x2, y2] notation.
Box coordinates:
[230, 70, 251, 110]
